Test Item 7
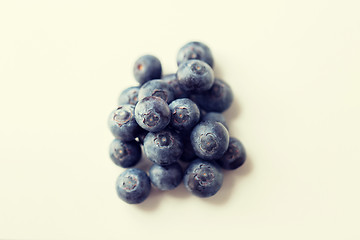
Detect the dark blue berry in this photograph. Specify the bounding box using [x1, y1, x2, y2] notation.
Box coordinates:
[149, 162, 183, 191]
[169, 98, 200, 131]
[190, 121, 229, 160]
[118, 86, 140, 105]
[177, 41, 214, 68]
[143, 129, 183, 166]
[138, 79, 175, 104]
[183, 159, 223, 198]
[192, 78, 233, 112]
[116, 168, 151, 204]
[109, 139, 142, 168]
[202, 112, 228, 129]
[133, 55, 162, 85]
[176, 60, 214, 93]
[216, 137, 246, 170]
[134, 96, 171, 132]
[162, 74, 188, 99]
[108, 105, 140, 141]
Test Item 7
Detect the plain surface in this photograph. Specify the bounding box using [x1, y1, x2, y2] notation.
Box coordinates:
[0, 0, 360, 239]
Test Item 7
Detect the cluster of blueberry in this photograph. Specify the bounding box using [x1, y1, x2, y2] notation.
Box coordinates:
[108, 42, 246, 204]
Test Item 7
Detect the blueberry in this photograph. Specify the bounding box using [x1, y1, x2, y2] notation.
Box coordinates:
[169, 98, 200, 131]
[176, 60, 215, 93]
[149, 162, 183, 191]
[116, 168, 151, 204]
[118, 86, 140, 105]
[143, 129, 183, 166]
[133, 55, 162, 85]
[202, 112, 228, 129]
[177, 41, 214, 68]
[108, 105, 140, 141]
[162, 74, 188, 99]
[183, 159, 223, 198]
[192, 78, 233, 112]
[135, 96, 171, 132]
[216, 137, 246, 170]
[109, 139, 142, 168]
[190, 121, 229, 160]
[138, 79, 175, 104]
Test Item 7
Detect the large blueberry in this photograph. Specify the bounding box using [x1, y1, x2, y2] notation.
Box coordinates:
[190, 121, 229, 160]
[216, 137, 246, 170]
[108, 105, 140, 141]
[169, 98, 200, 131]
[183, 159, 223, 198]
[109, 139, 142, 168]
[134, 96, 171, 132]
[116, 168, 151, 204]
[149, 162, 183, 191]
[133, 55, 162, 85]
[192, 78, 233, 112]
[118, 86, 140, 106]
[143, 129, 183, 166]
[202, 112, 228, 129]
[176, 60, 214, 93]
[138, 79, 175, 104]
[162, 74, 188, 99]
[177, 41, 214, 68]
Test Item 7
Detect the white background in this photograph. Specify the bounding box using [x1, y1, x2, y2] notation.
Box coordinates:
[0, 0, 360, 239]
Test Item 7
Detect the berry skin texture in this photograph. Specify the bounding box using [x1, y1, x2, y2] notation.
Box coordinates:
[143, 129, 183, 166]
[116, 168, 151, 204]
[134, 96, 171, 132]
[118, 86, 140, 106]
[192, 78, 233, 113]
[133, 55, 162, 85]
[169, 98, 200, 131]
[183, 159, 223, 198]
[202, 112, 228, 129]
[176, 60, 215, 93]
[149, 162, 183, 191]
[162, 74, 188, 99]
[177, 41, 214, 68]
[108, 105, 140, 141]
[109, 139, 142, 168]
[190, 121, 230, 160]
[138, 79, 175, 104]
[216, 137, 246, 170]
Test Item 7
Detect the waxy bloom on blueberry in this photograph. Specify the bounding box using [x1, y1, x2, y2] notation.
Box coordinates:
[177, 41, 214, 68]
[116, 168, 151, 204]
[184, 159, 223, 198]
[133, 55, 162, 85]
[108, 105, 140, 141]
[138, 79, 175, 104]
[118, 86, 140, 106]
[109, 139, 142, 168]
[176, 60, 215, 93]
[190, 121, 230, 160]
[169, 98, 200, 131]
[135, 96, 171, 132]
[143, 129, 183, 166]
[216, 137, 246, 170]
[149, 162, 183, 191]
[192, 78, 233, 113]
